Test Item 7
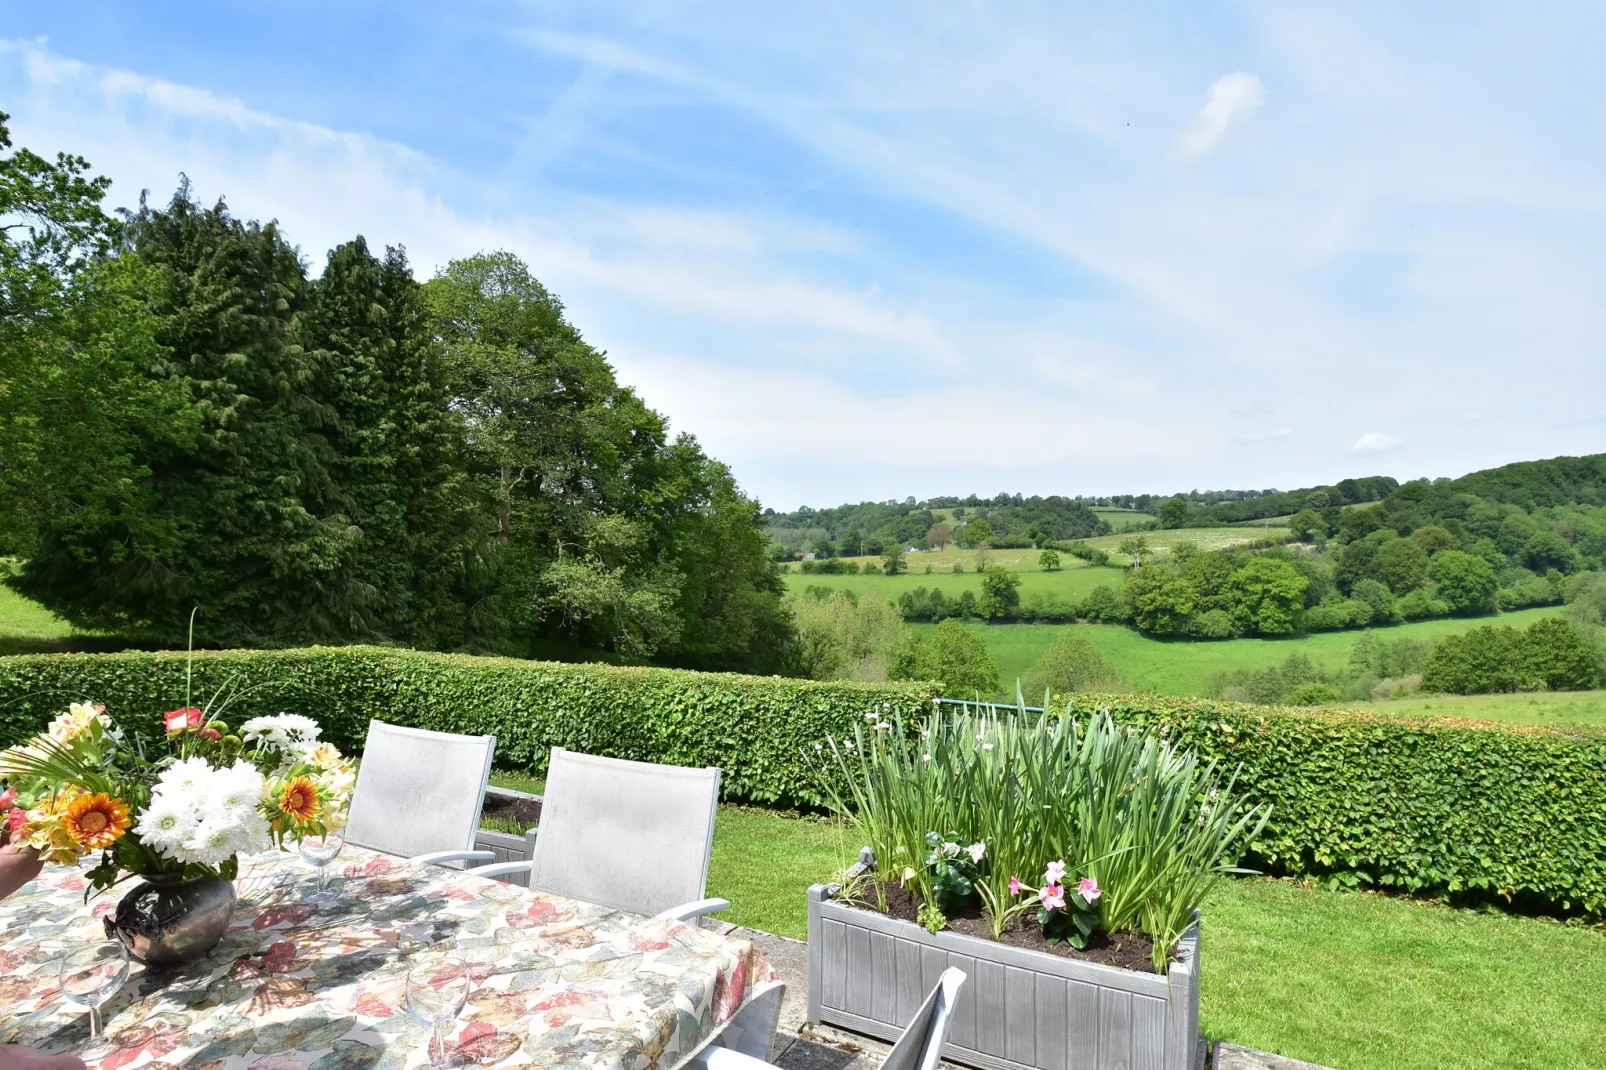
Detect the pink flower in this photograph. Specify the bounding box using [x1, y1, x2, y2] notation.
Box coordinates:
[966, 842, 986, 864]
[1038, 884, 1065, 911]
[163, 707, 205, 734]
[1077, 876, 1102, 903]
[0, 787, 13, 810]
[200, 727, 221, 741]
[1008, 875, 1026, 897]
[6, 808, 25, 836]
[1043, 859, 1067, 885]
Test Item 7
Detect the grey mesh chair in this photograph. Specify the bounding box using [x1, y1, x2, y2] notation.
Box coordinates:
[690, 969, 965, 1070]
[472, 747, 729, 922]
[343, 721, 497, 869]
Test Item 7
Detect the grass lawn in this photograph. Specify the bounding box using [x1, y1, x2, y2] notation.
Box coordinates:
[1319, 687, 1606, 728]
[485, 791, 1604, 1070]
[925, 604, 1574, 705]
[0, 568, 113, 654]
[1091, 507, 1155, 531]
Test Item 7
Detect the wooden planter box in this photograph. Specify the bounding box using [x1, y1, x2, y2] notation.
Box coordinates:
[472, 785, 540, 887]
[807, 872, 1201, 1070]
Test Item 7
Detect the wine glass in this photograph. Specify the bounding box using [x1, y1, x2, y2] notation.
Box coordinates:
[406, 955, 469, 1067]
[58, 941, 129, 1042]
[299, 832, 345, 904]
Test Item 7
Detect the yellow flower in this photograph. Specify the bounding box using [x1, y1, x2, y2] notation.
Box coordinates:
[305, 743, 343, 770]
[47, 703, 106, 744]
[62, 793, 130, 850]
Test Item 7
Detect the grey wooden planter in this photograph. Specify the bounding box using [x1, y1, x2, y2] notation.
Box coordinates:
[807, 876, 1201, 1070]
[472, 785, 540, 887]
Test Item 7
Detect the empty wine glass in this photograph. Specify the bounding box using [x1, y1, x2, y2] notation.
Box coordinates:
[58, 941, 129, 1041]
[299, 831, 345, 903]
[406, 955, 469, 1067]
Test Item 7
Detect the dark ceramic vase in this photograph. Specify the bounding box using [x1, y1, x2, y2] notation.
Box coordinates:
[104, 872, 236, 966]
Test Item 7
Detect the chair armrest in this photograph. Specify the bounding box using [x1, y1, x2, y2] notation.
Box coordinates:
[470, 860, 534, 882]
[411, 849, 496, 868]
[686, 1046, 774, 1070]
[652, 897, 731, 923]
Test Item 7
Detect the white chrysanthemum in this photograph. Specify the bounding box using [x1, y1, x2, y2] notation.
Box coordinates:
[158, 756, 216, 799]
[276, 714, 320, 740]
[134, 795, 200, 852]
[176, 815, 250, 866]
[225, 809, 271, 855]
[215, 760, 267, 813]
[240, 717, 290, 750]
[242, 713, 322, 755]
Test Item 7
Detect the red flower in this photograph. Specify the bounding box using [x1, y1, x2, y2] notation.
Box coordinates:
[163, 708, 205, 734]
[0, 787, 14, 810]
[6, 808, 27, 836]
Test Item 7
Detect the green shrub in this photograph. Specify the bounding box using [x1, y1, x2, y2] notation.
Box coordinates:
[1285, 682, 1341, 705]
[0, 647, 936, 808]
[1059, 693, 1606, 913]
[890, 619, 997, 696]
[1021, 629, 1122, 698]
[1422, 618, 1599, 694]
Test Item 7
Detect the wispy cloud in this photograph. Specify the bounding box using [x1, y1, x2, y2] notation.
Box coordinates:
[1177, 73, 1268, 156]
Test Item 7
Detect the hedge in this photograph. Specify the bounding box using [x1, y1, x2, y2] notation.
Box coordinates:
[0, 646, 937, 808]
[1059, 693, 1606, 914]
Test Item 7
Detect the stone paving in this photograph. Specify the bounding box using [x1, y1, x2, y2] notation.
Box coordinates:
[709, 923, 1332, 1070]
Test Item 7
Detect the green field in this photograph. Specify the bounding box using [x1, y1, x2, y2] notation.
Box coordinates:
[1318, 688, 1606, 728]
[916, 605, 1576, 707]
[482, 780, 1606, 1070]
[1091, 506, 1155, 531]
[785, 559, 1126, 601]
[0, 567, 109, 654]
[1080, 525, 1291, 561]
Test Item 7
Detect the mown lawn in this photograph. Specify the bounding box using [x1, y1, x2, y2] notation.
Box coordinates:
[0, 568, 111, 654]
[482, 780, 1606, 1069]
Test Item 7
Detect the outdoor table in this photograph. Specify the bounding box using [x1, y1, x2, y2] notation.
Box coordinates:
[0, 844, 776, 1070]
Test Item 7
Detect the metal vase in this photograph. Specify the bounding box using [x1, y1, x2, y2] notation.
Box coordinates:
[104, 873, 236, 966]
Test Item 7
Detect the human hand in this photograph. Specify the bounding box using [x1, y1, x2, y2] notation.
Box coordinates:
[0, 1046, 87, 1070]
[0, 842, 44, 901]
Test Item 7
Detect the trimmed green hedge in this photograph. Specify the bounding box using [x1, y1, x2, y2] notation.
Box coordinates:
[0, 646, 937, 807]
[1060, 693, 1606, 914]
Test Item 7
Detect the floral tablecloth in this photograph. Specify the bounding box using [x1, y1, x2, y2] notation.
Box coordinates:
[0, 845, 775, 1070]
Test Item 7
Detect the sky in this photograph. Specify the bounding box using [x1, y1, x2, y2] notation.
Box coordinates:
[1, 2, 1602, 511]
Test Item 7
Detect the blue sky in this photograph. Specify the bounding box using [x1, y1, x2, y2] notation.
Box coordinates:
[2, 2, 1602, 510]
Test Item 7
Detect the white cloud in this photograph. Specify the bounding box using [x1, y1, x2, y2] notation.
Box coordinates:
[1177, 72, 1268, 156]
[1352, 432, 1402, 455]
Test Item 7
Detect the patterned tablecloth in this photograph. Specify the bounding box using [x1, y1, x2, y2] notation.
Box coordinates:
[0, 845, 775, 1070]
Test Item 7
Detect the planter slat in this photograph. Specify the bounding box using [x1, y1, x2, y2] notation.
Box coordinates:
[807, 882, 1200, 1070]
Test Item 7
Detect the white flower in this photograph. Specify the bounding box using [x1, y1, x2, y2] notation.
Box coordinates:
[942, 841, 961, 858]
[843, 740, 854, 752]
[241, 713, 321, 754]
[160, 756, 215, 799]
[135, 795, 199, 851]
[176, 817, 242, 866]
[982, 743, 994, 751]
[865, 713, 879, 722]
[966, 842, 986, 863]
[922, 754, 932, 762]
[874, 723, 891, 732]
[215, 760, 267, 813]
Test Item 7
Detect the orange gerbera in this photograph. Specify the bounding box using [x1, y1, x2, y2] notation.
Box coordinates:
[62, 793, 130, 850]
[279, 777, 320, 824]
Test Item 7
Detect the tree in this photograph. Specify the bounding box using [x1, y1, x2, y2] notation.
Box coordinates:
[1350, 579, 1400, 625]
[1158, 498, 1192, 529]
[1125, 567, 1198, 635]
[1375, 537, 1429, 595]
[890, 618, 998, 696]
[1427, 550, 1498, 616]
[1521, 617, 1598, 691]
[977, 566, 1021, 620]
[1038, 549, 1061, 571]
[1022, 630, 1122, 700]
[838, 529, 863, 557]
[1223, 557, 1308, 635]
[1523, 529, 1580, 574]
[881, 545, 907, 575]
[1409, 525, 1459, 557]
[809, 538, 836, 559]
[961, 517, 994, 548]
[925, 522, 952, 551]
[1288, 509, 1326, 542]
[1422, 626, 1530, 693]
[789, 590, 904, 681]
[1116, 536, 1150, 568]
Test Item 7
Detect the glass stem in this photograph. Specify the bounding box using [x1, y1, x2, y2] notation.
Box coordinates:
[89, 1005, 102, 1040]
[433, 1020, 446, 1064]
[318, 864, 327, 893]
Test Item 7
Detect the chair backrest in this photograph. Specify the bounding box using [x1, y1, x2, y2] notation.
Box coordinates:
[344, 721, 495, 859]
[530, 747, 720, 917]
[882, 968, 967, 1070]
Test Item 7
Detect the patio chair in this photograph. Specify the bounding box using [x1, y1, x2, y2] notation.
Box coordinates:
[470, 747, 729, 922]
[343, 720, 497, 869]
[691, 968, 965, 1070]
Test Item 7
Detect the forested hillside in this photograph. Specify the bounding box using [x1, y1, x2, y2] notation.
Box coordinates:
[0, 115, 789, 671]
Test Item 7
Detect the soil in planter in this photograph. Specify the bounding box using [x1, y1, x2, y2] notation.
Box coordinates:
[872, 882, 1164, 974]
[480, 792, 542, 831]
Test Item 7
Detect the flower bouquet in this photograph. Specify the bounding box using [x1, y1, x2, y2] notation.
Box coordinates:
[1, 704, 354, 963]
